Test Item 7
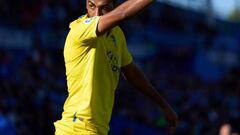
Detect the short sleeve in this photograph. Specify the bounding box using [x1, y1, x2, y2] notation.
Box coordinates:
[69, 16, 101, 42]
[121, 35, 133, 67]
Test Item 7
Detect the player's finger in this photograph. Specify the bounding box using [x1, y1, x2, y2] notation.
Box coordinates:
[170, 117, 178, 127]
[168, 118, 175, 127]
[169, 120, 177, 133]
[169, 126, 176, 134]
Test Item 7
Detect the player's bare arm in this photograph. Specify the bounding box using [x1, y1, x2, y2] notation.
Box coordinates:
[91, 0, 155, 35]
[121, 62, 178, 133]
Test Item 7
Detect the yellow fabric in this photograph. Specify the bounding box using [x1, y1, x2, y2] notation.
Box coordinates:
[54, 119, 98, 135]
[55, 15, 132, 135]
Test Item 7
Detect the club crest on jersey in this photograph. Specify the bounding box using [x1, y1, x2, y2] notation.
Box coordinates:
[110, 35, 117, 47]
[84, 18, 93, 24]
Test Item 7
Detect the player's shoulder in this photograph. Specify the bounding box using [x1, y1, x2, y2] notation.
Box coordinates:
[69, 15, 85, 28]
[76, 15, 97, 24]
[69, 15, 99, 28]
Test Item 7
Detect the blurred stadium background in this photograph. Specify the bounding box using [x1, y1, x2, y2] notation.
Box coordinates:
[0, 0, 240, 135]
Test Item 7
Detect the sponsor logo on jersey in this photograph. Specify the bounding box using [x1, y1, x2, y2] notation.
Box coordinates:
[106, 50, 120, 73]
[110, 35, 117, 47]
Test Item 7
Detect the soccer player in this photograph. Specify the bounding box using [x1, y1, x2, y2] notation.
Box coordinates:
[54, 0, 178, 134]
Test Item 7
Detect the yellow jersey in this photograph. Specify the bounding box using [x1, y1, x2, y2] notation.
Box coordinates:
[60, 15, 132, 134]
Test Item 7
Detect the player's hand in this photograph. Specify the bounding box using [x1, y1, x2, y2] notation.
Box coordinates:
[162, 107, 178, 134]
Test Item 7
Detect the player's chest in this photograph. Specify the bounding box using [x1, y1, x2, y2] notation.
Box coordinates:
[96, 34, 122, 72]
[97, 34, 121, 55]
